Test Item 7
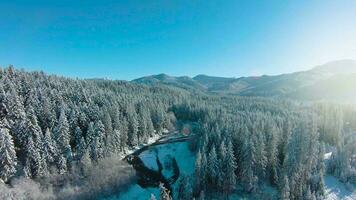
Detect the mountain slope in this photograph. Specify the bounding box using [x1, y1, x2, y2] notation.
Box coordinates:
[132, 60, 356, 102]
[132, 73, 206, 92]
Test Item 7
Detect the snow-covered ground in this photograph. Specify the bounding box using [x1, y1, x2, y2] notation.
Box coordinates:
[108, 135, 195, 200]
[116, 134, 162, 159]
[323, 152, 355, 200]
[324, 152, 333, 160]
[140, 141, 195, 177]
[325, 175, 356, 200]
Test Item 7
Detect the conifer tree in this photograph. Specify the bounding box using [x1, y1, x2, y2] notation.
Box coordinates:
[207, 146, 219, 188]
[0, 126, 17, 182]
[42, 128, 57, 163]
[280, 176, 290, 200]
[194, 150, 203, 194]
[223, 141, 237, 194]
[54, 109, 72, 162]
[24, 137, 42, 177]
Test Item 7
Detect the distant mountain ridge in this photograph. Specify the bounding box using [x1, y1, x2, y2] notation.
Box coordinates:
[132, 60, 356, 103]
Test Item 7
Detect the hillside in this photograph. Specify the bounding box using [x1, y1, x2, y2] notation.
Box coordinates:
[133, 60, 356, 102]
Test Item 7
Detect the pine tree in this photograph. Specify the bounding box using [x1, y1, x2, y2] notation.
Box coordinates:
[207, 146, 219, 188]
[109, 129, 121, 154]
[26, 106, 46, 175]
[0, 126, 17, 182]
[127, 105, 139, 146]
[137, 104, 148, 143]
[255, 132, 267, 179]
[280, 176, 290, 200]
[218, 141, 227, 190]
[223, 141, 237, 194]
[305, 186, 313, 200]
[74, 126, 86, 159]
[57, 154, 67, 174]
[242, 136, 258, 192]
[79, 149, 92, 173]
[103, 110, 113, 142]
[42, 128, 57, 163]
[90, 120, 105, 161]
[200, 148, 208, 191]
[120, 118, 129, 150]
[24, 137, 42, 177]
[5, 87, 28, 146]
[194, 150, 203, 194]
[86, 122, 95, 146]
[54, 109, 72, 162]
[266, 124, 279, 185]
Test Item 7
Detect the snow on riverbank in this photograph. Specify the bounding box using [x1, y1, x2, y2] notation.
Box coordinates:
[139, 141, 195, 177]
[117, 133, 162, 159]
[325, 175, 356, 200]
[111, 138, 195, 200]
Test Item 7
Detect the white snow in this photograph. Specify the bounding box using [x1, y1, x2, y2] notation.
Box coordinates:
[117, 133, 162, 159]
[139, 141, 195, 177]
[324, 175, 356, 200]
[113, 134, 195, 200]
[324, 152, 333, 160]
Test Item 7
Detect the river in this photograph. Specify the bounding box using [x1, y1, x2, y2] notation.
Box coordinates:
[106, 133, 196, 200]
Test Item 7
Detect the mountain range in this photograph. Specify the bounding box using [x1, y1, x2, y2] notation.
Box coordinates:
[132, 60, 356, 103]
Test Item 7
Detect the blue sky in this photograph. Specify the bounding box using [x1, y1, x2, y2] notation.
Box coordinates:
[0, 0, 355, 80]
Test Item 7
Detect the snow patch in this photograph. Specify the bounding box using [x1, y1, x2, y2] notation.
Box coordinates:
[324, 152, 333, 160]
[324, 175, 356, 200]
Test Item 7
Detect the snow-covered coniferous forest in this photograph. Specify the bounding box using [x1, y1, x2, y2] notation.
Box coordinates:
[0, 65, 355, 200]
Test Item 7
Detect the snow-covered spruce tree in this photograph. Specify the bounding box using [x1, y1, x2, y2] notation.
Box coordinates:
[79, 149, 92, 173]
[222, 141, 237, 194]
[54, 108, 72, 163]
[57, 154, 67, 174]
[74, 126, 86, 159]
[119, 118, 129, 151]
[265, 122, 280, 185]
[107, 129, 121, 155]
[0, 125, 17, 182]
[4, 86, 28, 147]
[25, 105, 49, 176]
[280, 176, 290, 200]
[90, 120, 105, 161]
[137, 103, 148, 143]
[201, 149, 208, 185]
[217, 141, 227, 190]
[42, 128, 57, 164]
[86, 122, 96, 147]
[207, 146, 219, 189]
[24, 136, 42, 177]
[103, 110, 113, 144]
[254, 131, 267, 179]
[241, 136, 258, 192]
[194, 150, 203, 194]
[126, 104, 139, 146]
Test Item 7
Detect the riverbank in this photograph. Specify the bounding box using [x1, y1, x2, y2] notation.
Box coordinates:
[106, 133, 195, 200]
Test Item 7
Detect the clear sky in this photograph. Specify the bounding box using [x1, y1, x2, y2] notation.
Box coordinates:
[1, 0, 355, 80]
